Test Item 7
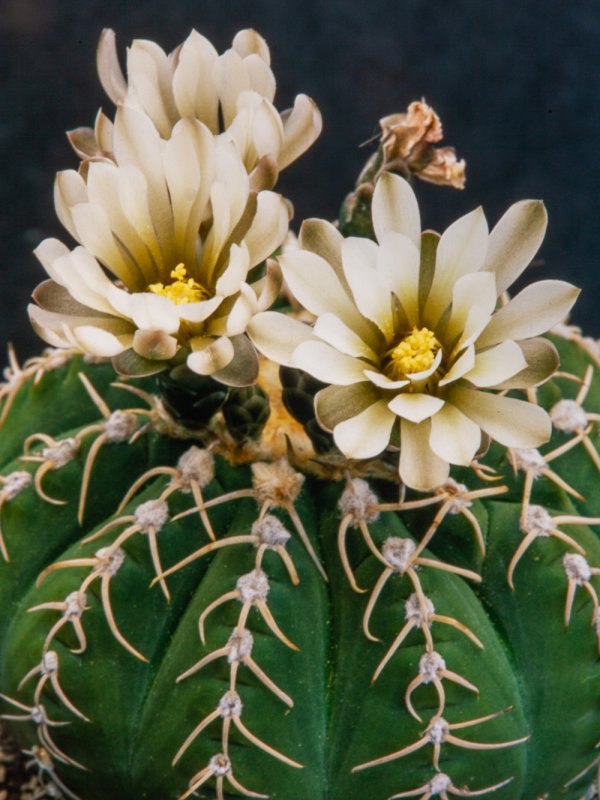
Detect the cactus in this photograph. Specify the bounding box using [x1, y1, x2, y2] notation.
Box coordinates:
[1, 25, 599, 800]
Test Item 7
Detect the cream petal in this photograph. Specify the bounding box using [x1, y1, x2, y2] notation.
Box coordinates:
[187, 336, 235, 376]
[342, 238, 393, 337]
[244, 53, 277, 100]
[213, 139, 251, 226]
[73, 325, 130, 357]
[215, 48, 252, 128]
[223, 284, 258, 336]
[376, 232, 420, 327]
[163, 121, 203, 255]
[279, 94, 323, 170]
[278, 250, 374, 343]
[372, 172, 421, 247]
[293, 341, 368, 385]
[333, 400, 396, 459]
[251, 97, 284, 161]
[429, 403, 481, 466]
[97, 29, 127, 105]
[232, 29, 271, 65]
[477, 280, 581, 349]
[424, 206, 489, 326]
[247, 311, 313, 366]
[71, 203, 143, 288]
[253, 259, 282, 312]
[215, 243, 250, 297]
[298, 218, 349, 295]
[172, 30, 219, 132]
[465, 340, 528, 388]
[113, 106, 173, 251]
[438, 345, 476, 387]
[127, 39, 177, 137]
[363, 370, 410, 390]
[444, 271, 497, 346]
[400, 419, 450, 491]
[449, 386, 551, 448]
[201, 182, 232, 282]
[172, 296, 224, 324]
[51, 248, 123, 315]
[211, 334, 260, 387]
[496, 337, 559, 390]
[94, 109, 114, 153]
[125, 293, 181, 334]
[387, 393, 445, 423]
[86, 161, 159, 286]
[116, 164, 165, 280]
[244, 191, 289, 267]
[34, 238, 72, 283]
[316, 382, 381, 430]
[314, 313, 377, 360]
[54, 171, 88, 240]
[406, 347, 443, 381]
[483, 200, 548, 296]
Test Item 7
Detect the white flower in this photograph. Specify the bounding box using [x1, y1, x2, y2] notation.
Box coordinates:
[250, 173, 580, 490]
[29, 122, 288, 385]
[68, 28, 322, 190]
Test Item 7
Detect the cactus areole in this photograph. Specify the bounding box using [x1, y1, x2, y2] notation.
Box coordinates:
[1, 26, 599, 800]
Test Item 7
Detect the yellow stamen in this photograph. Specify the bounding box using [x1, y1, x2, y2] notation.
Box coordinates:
[386, 327, 441, 379]
[148, 264, 208, 304]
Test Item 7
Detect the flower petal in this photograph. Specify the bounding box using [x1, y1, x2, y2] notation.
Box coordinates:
[449, 386, 551, 448]
[477, 280, 580, 349]
[483, 200, 547, 296]
[299, 218, 350, 295]
[316, 382, 381, 431]
[387, 393, 445, 423]
[438, 345, 475, 387]
[97, 29, 127, 105]
[364, 370, 410, 390]
[372, 173, 421, 247]
[187, 336, 235, 376]
[244, 190, 289, 267]
[314, 313, 378, 360]
[293, 341, 368, 385]
[278, 250, 374, 343]
[424, 206, 489, 326]
[496, 337, 559, 390]
[247, 311, 313, 366]
[215, 243, 251, 297]
[279, 94, 323, 170]
[376, 232, 420, 327]
[444, 271, 497, 346]
[400, 419, 450, 491]
[333, 400, 396, 459]
[465, 340, 528, 388]
[342, 238, 393, 337]
[72, 325, 130, 357]
[429, 403, 481, 466]
[211, 334, 260, 386]
[172, 30, 219, 132]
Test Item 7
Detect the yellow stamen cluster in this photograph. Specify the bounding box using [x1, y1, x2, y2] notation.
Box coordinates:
[387, 327, 440, 379]
[148, 264, 208, 304]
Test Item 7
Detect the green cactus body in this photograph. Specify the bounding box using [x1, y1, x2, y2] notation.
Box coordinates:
[0, 334, 598, 800]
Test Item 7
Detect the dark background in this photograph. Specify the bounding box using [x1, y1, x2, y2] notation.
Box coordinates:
[1, 0, 599, 362]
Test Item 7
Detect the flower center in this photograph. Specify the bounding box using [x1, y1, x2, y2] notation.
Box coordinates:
[148, 264, 208, 304]
[386, 327, 440, 379]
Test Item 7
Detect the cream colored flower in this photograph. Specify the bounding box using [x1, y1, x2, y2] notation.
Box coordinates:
[29, 116, 288, 385]
[250, 173, 580, 490]
[68, 28, 322, 190]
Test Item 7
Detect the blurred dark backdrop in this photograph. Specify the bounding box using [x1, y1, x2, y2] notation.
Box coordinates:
[1, 0, 599, 361]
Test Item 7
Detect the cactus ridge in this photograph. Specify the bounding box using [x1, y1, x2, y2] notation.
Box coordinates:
[0, 332, 598, 800]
